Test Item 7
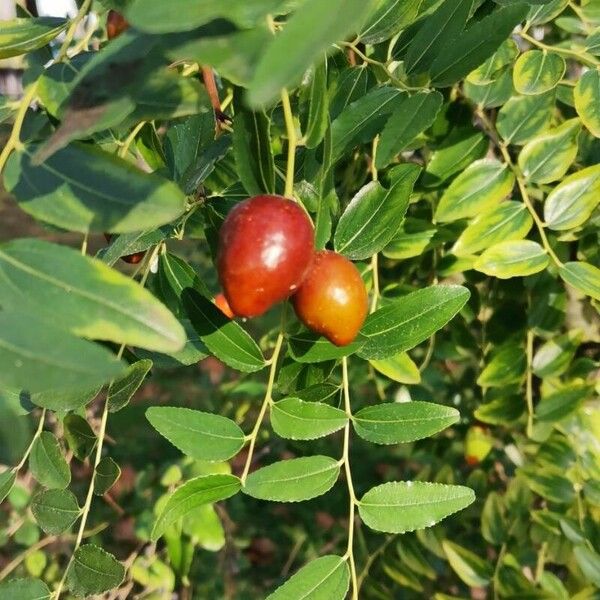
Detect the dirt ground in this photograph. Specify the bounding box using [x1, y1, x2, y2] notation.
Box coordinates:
[0, 186, 104, 253]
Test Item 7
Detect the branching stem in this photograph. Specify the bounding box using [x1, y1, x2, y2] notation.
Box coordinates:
[281, 89, 297, 199]
[240, 330, 285, 484]
[341, 357, 358, 600]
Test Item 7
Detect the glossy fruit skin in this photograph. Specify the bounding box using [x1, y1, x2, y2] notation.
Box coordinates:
[214, 293, 234, 319]
[107, 10, 129, 40]
[292, 250, 368, 346]
[217, 195, 314, 318]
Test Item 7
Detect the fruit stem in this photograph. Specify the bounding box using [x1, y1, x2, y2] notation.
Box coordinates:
[14, 408, 47, 472]
[240, 331, 284, 484]
[118, 121, 146, 158]
[341, 357, 359, 600]
[280, 88, 297, 199]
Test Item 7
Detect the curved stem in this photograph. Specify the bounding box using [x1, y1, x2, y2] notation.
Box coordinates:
[118, 121, 145, 158]
[14, 408, 47, 472]
[356, 534, 395, 593]
[281, 89, 297, 199]
[475, 108, 563, 267]
[55, 0, 93, 62]
[519, 31, 599, 68]
[0, 82, 38, 173]
[341, 357, 358, 600]
[240, 330, 284, 484]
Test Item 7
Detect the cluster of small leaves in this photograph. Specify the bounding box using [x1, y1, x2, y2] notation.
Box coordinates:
[0, 0, 599, 598]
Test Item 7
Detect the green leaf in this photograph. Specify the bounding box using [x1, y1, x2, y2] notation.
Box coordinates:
[521, 468, 574, 503]
[127, 0, 285, 32]
[442, 541, 493, 587]
[559, 261, 600, 301]
[467, 39, 518, 85]
[334, 164, 420, 259]
[107, 359, 153, 413]
[146, 407, 245, 461]
[358, 481, 475, 533]
[158, 252, 212, 315]
[302, 61, 329, 149]
[331, 86, 404, 161]
[0, 311, 124, 394]
[94, 457, 121, 496]
[496, 91, 555, 144]
[463, 67, 514, 109]
[353, 402, 459, 445]
[329, 66, 375, 120]
[513, 50, 565, 95]
[404, 0, 472, 76]
[435, 159, 514, 223]
[358, 285, 470, 360]
[183, 289, 265, 373]
[0, 239, 185, 353]
[99, 230, 164, 267]
[474, 240, 549, 278]
[30, 432, 71, 490]
[424, 128, 489, 187]
[243, 456, 340, 502]
[532, 331, 581, 378]
[270, 398, 348, 440]
[481, 492, 507, 545]
[370, 353, 421, 384]
[527, 0, 568, 26]
[266, 555, 350, 600]
[0, 469, 16, 503]
[376, 92, 443, 168]
[31, 489, 80, 534]
[247, 0, 375, 107]
[0, 578, 51, 600]
[0, 17, 67, 59]
[288, 332, 363, 363]
[477, 343, 526, 387]
[574, 546, 600, 587]
[544, 164, 600, 230]
[137, 318, 209, 368]
[63, 415, 96, 461]
[535, 384, 591, 422]
[152, 474, 241, 540]
[67, 545, 125, 596]
[518, 118, 580, 184]
[430, 4, 528, 87]
[453, 201, 533, 256]
[232, 107, 275, 195]
[28, 386, 100, 412]
[4, 143, 187, 234]
[383, 218, 437, 260]
[360, 0, 422, 44]
[585, 28, 600, 56]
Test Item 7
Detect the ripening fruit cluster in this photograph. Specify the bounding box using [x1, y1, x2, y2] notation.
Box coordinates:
[103, 13, 367, 345]
[216, 195, 367, 346]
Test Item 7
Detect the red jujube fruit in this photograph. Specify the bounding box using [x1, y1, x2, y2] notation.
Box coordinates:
[292, 250, 368, 346]
[217, 195, 314, 318]
[214, 293, 235, 319]
[107, 10, 129, 40]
